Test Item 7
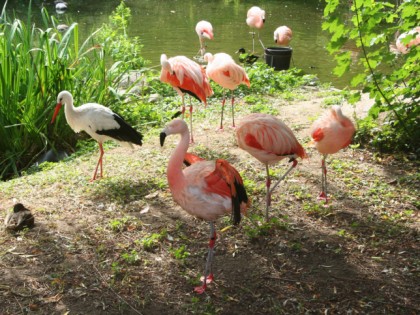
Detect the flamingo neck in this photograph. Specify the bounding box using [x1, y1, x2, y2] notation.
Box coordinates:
[167, 129, 190, 192]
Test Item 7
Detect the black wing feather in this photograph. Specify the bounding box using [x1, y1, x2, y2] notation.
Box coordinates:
[96, 113, 143, 145]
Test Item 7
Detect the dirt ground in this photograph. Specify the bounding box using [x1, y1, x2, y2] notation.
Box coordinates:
[0, 88, 419, 314]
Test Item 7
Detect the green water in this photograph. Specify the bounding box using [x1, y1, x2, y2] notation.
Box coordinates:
[3, 0, 356, 88]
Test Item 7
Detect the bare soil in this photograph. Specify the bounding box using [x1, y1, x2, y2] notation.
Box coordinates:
[1, 88, 418, 315]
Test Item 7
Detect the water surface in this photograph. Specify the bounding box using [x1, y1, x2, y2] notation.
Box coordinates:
[4, 0, 355, 88]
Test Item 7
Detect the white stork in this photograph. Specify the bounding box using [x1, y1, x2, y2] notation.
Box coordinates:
[51, 91, 143, 180]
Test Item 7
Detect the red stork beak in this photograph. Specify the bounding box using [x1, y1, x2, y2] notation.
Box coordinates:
[51, 103, 62, 124]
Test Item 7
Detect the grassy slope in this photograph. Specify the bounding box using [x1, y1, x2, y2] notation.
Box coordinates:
[0, 87, 418, 314]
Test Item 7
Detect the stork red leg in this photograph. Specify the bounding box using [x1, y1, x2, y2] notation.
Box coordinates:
[92, 143, 105, 181]
[194, 222, 216, 294]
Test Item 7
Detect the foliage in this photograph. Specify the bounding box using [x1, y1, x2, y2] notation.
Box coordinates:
[323, 0, 420, 152]
[0, 1, 146, 180]
[96, 1, 148, 71]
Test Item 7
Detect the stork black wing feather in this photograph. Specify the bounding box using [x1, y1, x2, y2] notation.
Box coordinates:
[96, 114, 143, 145]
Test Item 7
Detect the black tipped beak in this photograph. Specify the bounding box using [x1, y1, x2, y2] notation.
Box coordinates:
[160, 132, 167, 147]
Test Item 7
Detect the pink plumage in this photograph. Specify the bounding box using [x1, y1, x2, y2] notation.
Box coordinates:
[310, 106, 356, 203]
[160, 54, 213, 142]
[236, 113, 306, 221]
[204, 52, 250, 129]
[396, 26, 420, 54]
[195, 20, 214, 57]
[246, 6, 265, 29]
[311, 105, 355, 155]
[274, 26, 293, 46]
[160, 118, 249, 293]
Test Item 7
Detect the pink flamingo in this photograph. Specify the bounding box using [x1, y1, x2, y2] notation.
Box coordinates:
[310, 106, 356, 204]
[51, 91, 143, 181]
[204, 52, 250, 129]
[160, 119, 250, 294]
[236, 113, 306, 221]
[160, 54, 213, 142]
[396, 26, 420, 54]
[195, 20, 214, 57]
[274, 26, 293, 46]
[246, 6, 266, 52]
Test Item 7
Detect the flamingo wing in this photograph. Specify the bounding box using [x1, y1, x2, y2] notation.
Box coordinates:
[311, 127, 324, 142]
[184, 152, 205, 166]
[204, 159, 249, 225]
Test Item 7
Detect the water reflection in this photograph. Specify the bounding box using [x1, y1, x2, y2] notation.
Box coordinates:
[3, 0, 355, 88]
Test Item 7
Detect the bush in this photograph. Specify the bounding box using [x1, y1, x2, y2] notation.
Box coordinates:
[323, 0, 419, 152]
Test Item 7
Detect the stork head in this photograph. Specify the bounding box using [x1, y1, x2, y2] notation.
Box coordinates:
[51, 90, 72, 124]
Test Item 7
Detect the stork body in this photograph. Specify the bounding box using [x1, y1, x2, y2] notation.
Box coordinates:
[204, 52, 250, 129]
[236, 113, 306, 221]
[51, 91, 143, 180]
[160, 119, 249, 293]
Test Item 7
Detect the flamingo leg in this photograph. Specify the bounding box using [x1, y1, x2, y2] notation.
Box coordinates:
[195, 222, 216, 294]
[250, 31, 256, 53]
[231, 91, 236, 128]
[92, 143, 105, 181]
[265, 164, 271, 222]
[181, 95, 186, 119]
[317, 154, 330, 204]
[219, 91, 227, 130]
[189, 101, 194, 143]
[258, 31, 265, 50]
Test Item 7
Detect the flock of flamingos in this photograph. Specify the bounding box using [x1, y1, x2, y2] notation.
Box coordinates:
[6, 6, 360, 294]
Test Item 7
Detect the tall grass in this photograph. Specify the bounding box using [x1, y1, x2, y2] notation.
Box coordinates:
[0, 2, 132, 180]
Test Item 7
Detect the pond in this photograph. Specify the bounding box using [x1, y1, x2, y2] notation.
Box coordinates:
[3, 0, 357, 89]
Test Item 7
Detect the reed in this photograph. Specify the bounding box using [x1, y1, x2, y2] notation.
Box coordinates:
[0, 2, 130, 180]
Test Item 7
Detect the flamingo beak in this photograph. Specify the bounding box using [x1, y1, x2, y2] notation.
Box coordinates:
[51, 103, 62, 124]
[160, 132, 167, 147]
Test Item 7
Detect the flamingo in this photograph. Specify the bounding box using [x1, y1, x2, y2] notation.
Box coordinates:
[204, 52, 250, 129]
[236, 113, 306, 221]
[274, 26, 293, 46]
[160, 119, 250, 294]
[396, 26, 420, 54]
[51, 91, 143, 181]
[310, 106, 356, 204]
[160, 54, 213, 143]
[195, 20, 214, 58]
[246, 6, 266, 52]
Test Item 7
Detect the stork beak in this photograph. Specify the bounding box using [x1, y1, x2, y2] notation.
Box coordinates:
[160, 132, 167, 147]
[51, 103, 62, 124]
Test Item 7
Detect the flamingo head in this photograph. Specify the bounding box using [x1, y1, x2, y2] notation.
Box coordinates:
[203, 52, 214, 63]
[160, 119, 189, 146]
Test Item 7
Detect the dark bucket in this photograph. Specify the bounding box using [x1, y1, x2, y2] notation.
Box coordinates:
[264, 47, 293, 70]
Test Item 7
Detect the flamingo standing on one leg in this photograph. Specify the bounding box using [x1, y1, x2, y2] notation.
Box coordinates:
[236, 113, 306, 221]
[160, 54, 213, 143]
[195, 20, 214, 58]
[51, 91, 143, 181]
[310, 106, 356, 204]
[246, 6, 266, 52]
[204, 52, 250, 130]
[274, 26, 293, 47]
[160, 119, 250, 294]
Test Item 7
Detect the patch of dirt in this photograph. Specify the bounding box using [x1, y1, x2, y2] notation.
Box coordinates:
[0, 89, 418, 315]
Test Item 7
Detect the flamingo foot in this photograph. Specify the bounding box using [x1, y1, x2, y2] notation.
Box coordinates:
[200, 273, 214, 284]
[194, 285, 207, 294]
[216, 126, 224, 132]
[317, 192, 331, 206]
